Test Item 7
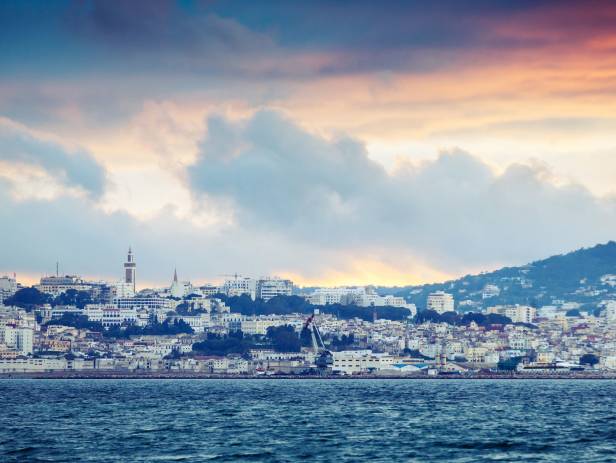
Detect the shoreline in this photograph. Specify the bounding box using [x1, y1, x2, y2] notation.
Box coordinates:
[2, 371, 616, 380]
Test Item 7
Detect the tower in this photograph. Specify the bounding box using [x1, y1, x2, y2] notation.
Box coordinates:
[124, 246, 136, 293]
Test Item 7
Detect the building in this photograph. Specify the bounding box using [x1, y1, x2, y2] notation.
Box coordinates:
[256, 277, 293, 301]
[0, 325, 34, 355]
[170, 269, 193, 298]
[605, 301, 616, 322]
[196, 285, 219, 297]
[241, 316, 291, 336]
[487, 305, 537, 324]
[83, 304, 138, 327]
[171, 313, 210, 333]
[482, 284, 500, 299]
[222, 276, 256, 299]
[427, 291, 455, 314]
[355, 288, 416, 313]
[113, 281, 135, 299]
[307, 287, 366, 305]
[0, 275, 17, 303]
[115, 296, 173, 311]
[36, 275, 91, 296]
[331, 350, 395, 375]
[123, 247, 136, 293]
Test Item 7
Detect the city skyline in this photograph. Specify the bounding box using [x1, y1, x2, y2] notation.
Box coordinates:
[2, 1, 616, 287]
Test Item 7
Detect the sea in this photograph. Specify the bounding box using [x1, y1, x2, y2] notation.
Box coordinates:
[1, 379, 615, 462]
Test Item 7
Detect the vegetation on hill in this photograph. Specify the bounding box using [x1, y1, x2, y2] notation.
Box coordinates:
[5, 288, 94, 311]
[413, 310, 513, 327]
[215, 294, 412, 321]
[390, 241, 616, 311]
[192, 325, 311, 356]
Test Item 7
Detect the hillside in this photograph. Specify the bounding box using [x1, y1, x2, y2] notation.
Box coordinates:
[390, 241, 616, 312]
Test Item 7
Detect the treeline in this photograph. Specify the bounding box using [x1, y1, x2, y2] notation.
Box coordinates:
[215, 294, 412, 321]
[44, 314, 193, 338]
[105, 320, 194, 338]
[192, 326, 308, 356]
[414, 310, 515, 328]
[5, 288, 95, 311]
[192, 326, 355, 356]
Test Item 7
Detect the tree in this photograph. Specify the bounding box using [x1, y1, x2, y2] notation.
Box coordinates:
[103, 320, 194, 338]
[192, 331, 259, 356]
[579, 353, 599, 367]
[216, 294, 413, 321]
[414, 310, 442, 324]
[45, 314, 104, 332]
[497, 356, 523, 371]
[267, 325, 301, 352]
[331, 333, 355, 350]
[402, 348, 432, 359]
[52, 289, 93, 309]
[4, 287, 51, 311]
[300, 326, 313, 347]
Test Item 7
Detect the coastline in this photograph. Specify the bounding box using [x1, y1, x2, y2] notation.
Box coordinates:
[2, 371, 616, 380]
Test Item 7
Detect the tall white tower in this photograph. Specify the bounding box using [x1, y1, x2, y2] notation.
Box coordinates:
[124, 247, 136, 293]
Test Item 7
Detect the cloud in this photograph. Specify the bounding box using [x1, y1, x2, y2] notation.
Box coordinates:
[0, 178, 395, 286]
[189, 110, 616, 272]
[1, 109, 615, 286]
[0, 118, 105, 197]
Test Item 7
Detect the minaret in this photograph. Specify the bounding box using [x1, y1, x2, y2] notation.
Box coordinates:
[124, 247, 136, 293]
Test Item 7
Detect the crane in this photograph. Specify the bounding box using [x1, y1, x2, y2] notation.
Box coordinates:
[303, 312, 333, 370]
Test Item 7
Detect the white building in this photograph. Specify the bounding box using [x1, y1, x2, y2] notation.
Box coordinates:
[222, 276, 256, 299]
[113, 281, 135, 299]
[487, 305, 536, 324]
[482, 284, 500, 299]
[256, 277, 293, 301]
[0, 275, 17, 303]
[0, 358, 67, 372]
[170, 269, 193, 298]
[0, 325, 34, 355]
[355, 289, 416, 314]
[605, 301, 616, 322]
[115, 296, 173, 312]
[196, 285, 219, 297]
[83, 304, 138, 327]
[427, 291, 455, 314]
[307, 287, 366, 305]
[331, 350, 395, 375]
[171, 313, 210, 333]
[36, 275, 91, 296]
[241, 316, 291, 336]
[506, 305, 536, 324]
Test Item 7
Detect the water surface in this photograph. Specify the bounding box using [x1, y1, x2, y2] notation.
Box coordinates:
[1, 379, 615, 462]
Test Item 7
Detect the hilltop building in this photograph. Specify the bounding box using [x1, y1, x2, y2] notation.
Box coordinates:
[170, 269, 193, 298]
[487, 305, 537, 324]
[36, 275, 91, 296]
[123, 247, 136, 293]
[222, 276, 256, 299]
[0, 275, 17, 304]
[427, 291, 455, 314]
[256, 277, 293, 301]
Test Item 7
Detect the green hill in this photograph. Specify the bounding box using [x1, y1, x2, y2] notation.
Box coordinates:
[391, 241, 616, 312]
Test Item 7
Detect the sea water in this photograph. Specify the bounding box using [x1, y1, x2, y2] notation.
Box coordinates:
[1, 379, 615, 462]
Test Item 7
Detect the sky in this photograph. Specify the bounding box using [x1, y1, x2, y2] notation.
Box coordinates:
[1, 0, 616, 288]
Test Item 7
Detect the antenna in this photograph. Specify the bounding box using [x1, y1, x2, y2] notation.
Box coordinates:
[56, 260, 59, 277]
